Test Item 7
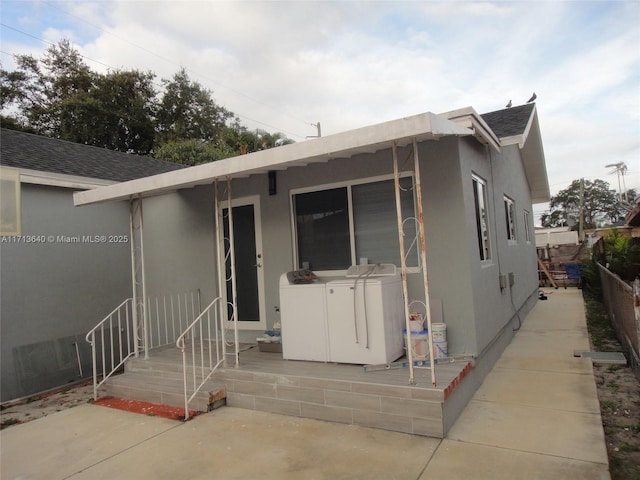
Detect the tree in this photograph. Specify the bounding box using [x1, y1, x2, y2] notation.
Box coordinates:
[154, 139, 231, 166]
[1, 41, 294, 160]
[0, 40, 157, 153]
[1, 39, 95, 135]
[541, 179, 627, 229]
[156, 69, 233, 145]
[86, 69, 157, 154]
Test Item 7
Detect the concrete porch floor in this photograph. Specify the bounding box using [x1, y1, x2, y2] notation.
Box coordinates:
[0, 289, 610, 480]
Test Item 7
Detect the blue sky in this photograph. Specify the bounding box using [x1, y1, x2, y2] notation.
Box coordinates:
[1, 1, 639, 223]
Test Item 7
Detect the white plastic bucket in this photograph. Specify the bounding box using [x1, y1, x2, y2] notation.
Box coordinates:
[433, 340, 448, 359]
[409, 312, 424, 332]
[404, 330, 430, 360]
[431, 323, 447, 342]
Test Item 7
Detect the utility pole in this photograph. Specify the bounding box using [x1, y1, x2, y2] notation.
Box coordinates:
[579, 178, 585, 242]
[309, 122, 322, 138]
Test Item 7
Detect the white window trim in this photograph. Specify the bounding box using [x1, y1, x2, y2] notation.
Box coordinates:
[0, 167, 21, 236]
[504, 195, 517, 245]
[472, 173, 492, 263]
[289, 172, 419, 275]
[523, 209, 532, 244]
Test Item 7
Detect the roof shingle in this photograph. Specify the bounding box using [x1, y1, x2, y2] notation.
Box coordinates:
[481, 103, 535, 139]
[0, 128, 185, 182]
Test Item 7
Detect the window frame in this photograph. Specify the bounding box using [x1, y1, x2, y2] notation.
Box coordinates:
[290, 173, 418, 275]
[472, 174, 492, 262]
[523, 209, 532, 244]
[0, 167, 21, 236]
[504, 195, 517, 245]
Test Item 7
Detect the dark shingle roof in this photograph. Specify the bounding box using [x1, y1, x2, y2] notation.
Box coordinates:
[0, 128, 185, 182]
[481, 103, 535, 139]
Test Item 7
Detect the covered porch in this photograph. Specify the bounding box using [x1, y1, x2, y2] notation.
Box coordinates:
[76, 109, 507, 437]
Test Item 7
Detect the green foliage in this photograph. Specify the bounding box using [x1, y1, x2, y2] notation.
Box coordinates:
[541, 179, 627, 228]
[155, 139, 228, 166]
[581, 254, 603, 299]
[592, 230, 640, 281]
[1, 40, 294, 160]
[156, 68, 233, 145]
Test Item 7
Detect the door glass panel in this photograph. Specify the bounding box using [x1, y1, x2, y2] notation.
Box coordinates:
[224, 204, 259, 321]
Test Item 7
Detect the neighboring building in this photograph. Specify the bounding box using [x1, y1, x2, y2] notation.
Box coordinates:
[73, 103, 550, 432]
[625, 195, 640, 236]
[0, 128, 184, 401]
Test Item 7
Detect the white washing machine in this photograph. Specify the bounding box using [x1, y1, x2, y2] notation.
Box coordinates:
[325, 264, 404, 365]
[279, 274, 330, 361]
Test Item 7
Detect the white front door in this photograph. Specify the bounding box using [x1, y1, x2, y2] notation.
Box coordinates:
[222, 195, 266, 331]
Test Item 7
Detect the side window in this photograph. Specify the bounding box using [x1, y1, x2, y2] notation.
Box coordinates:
[0, 167, 21, 236]
[504, 196, 517, 244]
[523, 210, 532, 243]
[472, 175, 491, 261]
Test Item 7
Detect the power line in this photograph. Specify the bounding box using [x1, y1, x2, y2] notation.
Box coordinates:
[1, 21, 308, 139]
[41, 1, 314, 136]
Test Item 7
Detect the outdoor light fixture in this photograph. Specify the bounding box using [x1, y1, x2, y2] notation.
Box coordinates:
[268, 170, 277, 195]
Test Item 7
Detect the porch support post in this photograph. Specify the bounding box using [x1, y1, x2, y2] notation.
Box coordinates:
[129, 195, 149, 359]
[214, 179, 227, 365]
[412, 138, 437, 387]
[129, 198, 138, 357]
[226, 177, 240, 367]
[392, 142, 416, 385]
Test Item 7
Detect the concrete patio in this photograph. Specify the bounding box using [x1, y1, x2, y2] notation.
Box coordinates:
[0, 288, 610, 480]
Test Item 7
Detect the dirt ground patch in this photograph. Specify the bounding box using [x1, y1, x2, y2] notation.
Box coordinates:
[1, 381, 94, 429]
[585, 295, 640, 480]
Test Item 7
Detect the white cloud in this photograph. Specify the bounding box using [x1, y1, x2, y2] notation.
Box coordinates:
[2, 0, 638, 193]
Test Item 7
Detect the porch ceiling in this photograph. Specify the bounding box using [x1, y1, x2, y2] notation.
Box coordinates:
[73, 112, 473, 206]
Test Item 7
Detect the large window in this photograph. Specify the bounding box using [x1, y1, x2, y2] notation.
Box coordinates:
[293, 176, 417, 271]
[504, 195, 517, 243]
[472, 174, 491, 261]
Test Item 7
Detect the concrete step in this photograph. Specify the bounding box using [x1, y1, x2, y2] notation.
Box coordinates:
[126, 356, 223, 377]
[103, 364, 226, 413]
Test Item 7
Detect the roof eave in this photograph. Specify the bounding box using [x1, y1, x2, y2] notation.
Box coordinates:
[439, 107, 501, 151]
[74, 112, 474, 206]
[519, 108, 550, 203]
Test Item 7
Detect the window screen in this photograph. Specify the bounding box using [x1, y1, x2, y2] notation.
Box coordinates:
[352, 177, 417, 266]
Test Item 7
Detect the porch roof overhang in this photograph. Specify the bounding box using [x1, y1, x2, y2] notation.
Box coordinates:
[73, 111, 473, 206]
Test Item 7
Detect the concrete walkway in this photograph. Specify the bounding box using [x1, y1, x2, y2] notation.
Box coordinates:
[1, 289, 610, 480]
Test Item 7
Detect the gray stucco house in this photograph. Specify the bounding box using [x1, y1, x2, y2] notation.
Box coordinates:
[71, 103, 550, 435]
[0, 128, 183, 402]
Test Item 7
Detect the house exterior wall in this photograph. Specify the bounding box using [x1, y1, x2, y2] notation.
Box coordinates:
[457, 137, 539, 355]
[138, 135, 539, 357]
[141, 187, 217, 306]
[0, 184, 131, 401]
[413, 137, 478, 356]
[205, 138, 486, 351]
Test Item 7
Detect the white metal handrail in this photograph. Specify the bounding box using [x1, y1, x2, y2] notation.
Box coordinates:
[86, 298, 135, 400]
[176, 296, 225, 420]
[86, 290, 203, 401]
